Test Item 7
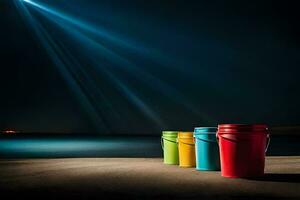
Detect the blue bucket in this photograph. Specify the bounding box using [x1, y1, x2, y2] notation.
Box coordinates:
[194, 127, 220, 171]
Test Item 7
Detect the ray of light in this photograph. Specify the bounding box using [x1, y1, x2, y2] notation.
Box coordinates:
[16, 0, 167, 128]
[22, 0, 215, 124]
[14, 0, 113, 133]
[49, 18, 166, 127]
[22, 0, 149, 55]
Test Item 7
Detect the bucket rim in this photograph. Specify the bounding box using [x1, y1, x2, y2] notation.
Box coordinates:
[178, 131, 193, 133]
[178, 131, 194, 138]
[218, 124, 268, 133]
[162, 131, 178, 135]
[194, 127, 217, 134]
[194, 126, 217, 129]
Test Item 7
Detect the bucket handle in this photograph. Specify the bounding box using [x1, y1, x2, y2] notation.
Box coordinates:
[216, 133, 271, 153]
[176, 138, 195, 146]
[161, 136, 177, 150]
[265, 134, 270, 153]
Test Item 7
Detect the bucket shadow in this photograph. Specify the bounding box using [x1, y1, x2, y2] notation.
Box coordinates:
[248, 173, 300, 183]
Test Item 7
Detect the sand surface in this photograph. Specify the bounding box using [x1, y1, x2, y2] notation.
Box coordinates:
[0, 157, 299, 199]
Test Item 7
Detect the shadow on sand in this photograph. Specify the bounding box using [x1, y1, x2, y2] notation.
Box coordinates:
[249, 173, 300, 183]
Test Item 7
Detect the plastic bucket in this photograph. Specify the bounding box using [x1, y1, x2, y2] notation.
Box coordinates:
[161, 131, 179, 165]
[194, 127, 220, 171]
[177, 131, 196, 167]
[217, 124, 270, 178]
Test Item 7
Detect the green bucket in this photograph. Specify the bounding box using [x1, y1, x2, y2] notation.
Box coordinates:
[162, 131, 179, 165]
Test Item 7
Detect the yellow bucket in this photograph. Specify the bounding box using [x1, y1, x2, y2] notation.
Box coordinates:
[177, 131, 196, 167]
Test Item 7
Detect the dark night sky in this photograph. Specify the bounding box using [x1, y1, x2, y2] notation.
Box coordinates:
[0, 0, 300, 134]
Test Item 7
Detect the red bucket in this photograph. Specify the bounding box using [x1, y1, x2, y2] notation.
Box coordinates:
[217, 124, 270, 178]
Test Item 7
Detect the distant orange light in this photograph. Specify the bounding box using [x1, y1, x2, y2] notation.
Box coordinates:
[2, 130, 17, 134]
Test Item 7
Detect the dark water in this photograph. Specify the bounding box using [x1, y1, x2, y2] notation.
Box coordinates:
[0, 135, 161, 158]
[0, 135, 299, 158]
